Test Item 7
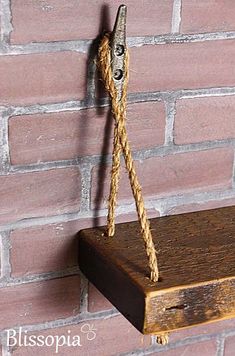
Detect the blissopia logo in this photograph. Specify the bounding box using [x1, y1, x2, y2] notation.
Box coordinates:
[6, 324, 97, 353]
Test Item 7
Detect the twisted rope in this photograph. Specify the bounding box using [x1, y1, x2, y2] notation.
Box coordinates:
[98, 32, 159, 283]
[97, 32, 169, 345]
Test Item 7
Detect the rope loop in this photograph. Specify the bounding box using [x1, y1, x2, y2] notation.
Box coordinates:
[97, 32, 169, 344]
[97, 32, 159, 283]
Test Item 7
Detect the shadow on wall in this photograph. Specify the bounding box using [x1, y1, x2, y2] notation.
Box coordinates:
[77, 4, 113, 228]
[37, 7, 115, 308]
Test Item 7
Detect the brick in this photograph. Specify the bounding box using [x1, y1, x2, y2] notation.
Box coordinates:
[9, 102, 165, 165]
[0, 276, 80, 329]
[91, 148, 233, 208]
[0, 52, 86, 106]
[116, 209, 160, 223]
[10, 219, 92, 277]
[0, 168, 80, 225]
[171, 318, 235, 343]
[151, 340, 217, 356]
[9, 208, 160, 277]
[12, 315, 151, 355]
[166, 197, 235, 215]
[10, 0, 173, 44]
[174, 96, 235, 144]
[224, 335, 235, 356]
[181, 0, 235, 34]
[129, 40, 235, 93]
[88, 284, 113, 313]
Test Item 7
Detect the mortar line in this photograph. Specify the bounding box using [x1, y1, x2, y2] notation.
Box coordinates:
[6, 138, 235, 175]
[120, 332, 230, 356]
[216, 336, 225, 356]
[5, 98, 105, 117]
[0, 266, 79, 288]
[0, 309, 120, 336]
[79, 272, 89, 314]
[164, 99, 176, 146]
[9, 158, 80, 173]
[1, 343, 11, 356]
[0, 0, 12, 44]
[1, 31, 235, 56]
[0, 188, 234, 234]
[158, 189, 235, 216]
[151, 335, 157, 346]
[0, 113, 10, 174]
[0, 231, 11, 279]
[118, 189, 235, 216]
[232, 149, 235, 189]
[128, 31, 235, 47]
[79, 163, 93, 213]
[131, 86, 235, 101]
[4, 39, 92, 55]
[3, 86, 235, 118]
[171, 0, 182, 33]
[0, 210, 85, 233]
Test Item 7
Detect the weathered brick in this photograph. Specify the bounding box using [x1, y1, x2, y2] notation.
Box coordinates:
[166, 197, 235, 215]
[181, 0, 235, 34]
[10, 207, 160, 278]
[224, 335, 235, 356]
[0, 52, 86, 106]
[91, 148, 234, 208]
[9, 102, 165, 165]
[10, 219, 91, 277]
[88, 284, 113, 313]
[10, 0, 173, 44]
[116, 209, 160, 223]
[0, 168, 80, 225]
[151, 340, 217, 356]
[12, 315, 151, 355]
[0, 276, 80, 329]
[171, 318, 235, 343]
[129, 40, 235, 93]
[174, 96, 235, 144]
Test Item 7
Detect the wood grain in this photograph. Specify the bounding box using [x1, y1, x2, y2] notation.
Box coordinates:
[78, 206, 235, 334]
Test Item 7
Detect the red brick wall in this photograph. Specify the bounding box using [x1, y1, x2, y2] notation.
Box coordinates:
[0, 1, 235, 355]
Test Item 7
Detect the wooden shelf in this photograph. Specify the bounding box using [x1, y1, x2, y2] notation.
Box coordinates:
[78, 206, 235, 334]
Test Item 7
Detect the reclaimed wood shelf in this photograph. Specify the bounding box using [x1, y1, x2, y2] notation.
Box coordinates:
[78, 206, 235, 334]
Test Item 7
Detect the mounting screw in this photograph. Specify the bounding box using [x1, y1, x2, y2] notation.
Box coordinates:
[115, 44, 125, 56]
[113, 69, 123, 80]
